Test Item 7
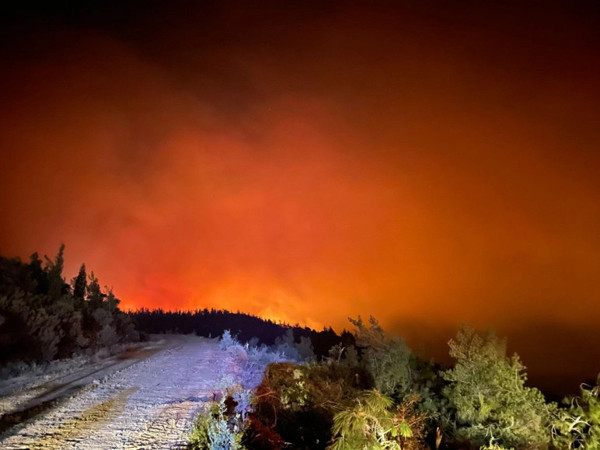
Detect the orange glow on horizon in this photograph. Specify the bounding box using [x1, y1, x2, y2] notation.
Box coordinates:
[1, 1, 600, 390]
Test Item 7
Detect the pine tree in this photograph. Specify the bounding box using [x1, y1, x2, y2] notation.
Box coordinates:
[28, 252, 48, 295]
[87, 272, 104, 309]
[71, 263, 87, 303]
[104, 287, 120, 314]
[44, 244, 66, 302]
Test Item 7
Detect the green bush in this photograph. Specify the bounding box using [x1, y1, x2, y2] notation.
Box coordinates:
[442, 325, 554, 449]
[188, 397, 245, 450]
[329, 389, 427, 450]
[552, 375, 600, 449]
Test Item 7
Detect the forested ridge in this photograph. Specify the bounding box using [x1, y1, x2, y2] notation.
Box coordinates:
[131, 308, 355, 360]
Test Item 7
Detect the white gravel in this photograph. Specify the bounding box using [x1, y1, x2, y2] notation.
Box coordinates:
[0, 334, 224, 449]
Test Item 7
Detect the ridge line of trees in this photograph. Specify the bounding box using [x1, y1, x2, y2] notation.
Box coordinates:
[130, 308, 355, 360]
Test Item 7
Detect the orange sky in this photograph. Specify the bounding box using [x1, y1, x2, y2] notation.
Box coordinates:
[1, 1, 599, 392]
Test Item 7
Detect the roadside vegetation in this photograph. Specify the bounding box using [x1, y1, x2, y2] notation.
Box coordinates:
[189, 317, 600, 450]
[0, 245, 139, 377]
[1, 247, 598, 449]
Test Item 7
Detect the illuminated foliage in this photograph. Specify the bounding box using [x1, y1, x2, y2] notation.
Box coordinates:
[393, 394, 429, 450]
[552, 375, 600, 449]
[329, 390, 398, 450]
[442, 325, 554, 449]
[217, 330, 289, 389]
[201, 332, 291, 449]
[349, 316, 412, 397]
[251, 361, 368, 448]
[329, 390, 427, 450]
[348, 315, 445, 431]
[188, 397, 245, 450]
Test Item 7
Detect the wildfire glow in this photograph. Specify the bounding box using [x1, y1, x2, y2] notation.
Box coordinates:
[1, 1, 600, 390]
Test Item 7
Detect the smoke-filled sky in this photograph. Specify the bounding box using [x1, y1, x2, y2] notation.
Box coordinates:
[1, 1, 599, 392]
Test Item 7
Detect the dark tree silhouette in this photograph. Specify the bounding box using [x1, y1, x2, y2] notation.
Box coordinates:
[44, 243, 67, 302]
[71, 263, 87, 304]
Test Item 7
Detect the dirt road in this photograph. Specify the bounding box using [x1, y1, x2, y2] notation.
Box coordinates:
[0, 335, 222, 449]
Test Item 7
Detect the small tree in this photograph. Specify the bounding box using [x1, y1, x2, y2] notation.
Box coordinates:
[349, 316, 412, 397]
[44, 244, 66, 302]
[104, 287, 120, 314]
[71, 264, 87, 304]
[87, 272, 104, 309]
[28, 252, 48, 295]
[442, 325, 554, 449]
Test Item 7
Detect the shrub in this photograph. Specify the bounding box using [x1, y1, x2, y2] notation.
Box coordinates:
[202, 331, 297, 449]
[442, 325, 554, 449]
[189, 397, 245, 450]
[217, 330, 289, 389]
[393, 394, 429, 450]
[219, 330, 238, 351]
[274, 329, 316, 363]
[251, 361, 369, 449]
[552, 375, 600, 449]
[329, 389, 426, 450]
[243, 344, 288, 389]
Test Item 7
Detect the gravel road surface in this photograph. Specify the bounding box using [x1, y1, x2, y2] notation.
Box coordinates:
[0, 335, 221, 449]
